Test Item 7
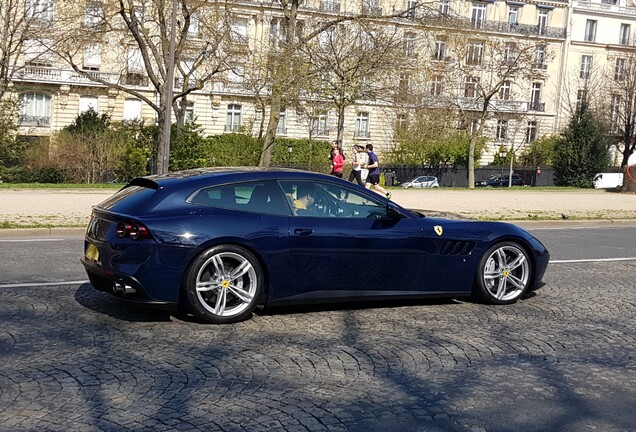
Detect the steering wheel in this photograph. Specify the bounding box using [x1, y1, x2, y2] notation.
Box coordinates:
[313, 196, 328, 216]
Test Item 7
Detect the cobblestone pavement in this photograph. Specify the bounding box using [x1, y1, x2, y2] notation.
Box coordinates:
[1, 262, 635, 432]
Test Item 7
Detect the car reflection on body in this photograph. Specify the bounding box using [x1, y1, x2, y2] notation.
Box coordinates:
[475, 173, 525, 187]
[81, 168, 550, 324]
[401, 176, 440, 188]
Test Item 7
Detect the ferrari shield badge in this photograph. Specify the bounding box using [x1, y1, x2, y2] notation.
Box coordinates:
[434, 225, 443, 236]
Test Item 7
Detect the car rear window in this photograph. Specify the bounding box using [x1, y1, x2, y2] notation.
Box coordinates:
[96, 185, 157, 214]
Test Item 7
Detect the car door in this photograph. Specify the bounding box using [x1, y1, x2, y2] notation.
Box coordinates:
[279, 179, 435, 298]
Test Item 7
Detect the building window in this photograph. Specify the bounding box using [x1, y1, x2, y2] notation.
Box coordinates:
[277, 109, 287, 134]
[26, 0, 53, 21]
[530, 83, 542, 111]
[496, 119, 508, 140]
[499, 81, 511, 100]
[585, 20, 597, 42]
[404, 32, 416, 58]
[508, 7, 518, 28]
[537, 9, 548, 35]
[576, 89, 588, 110]
[471, 3, 487, 29]
[132, 5, 144, 22]
[611, 95, 622, 133]
[534, 44, 546, 69]
[615, 58, 626, 81]
[431, 76, 443, 96]
[188, 14, 200, 37]
[525, 121, 537, 143]
[181, 102, 193, 123]
[580, 55, 593, 79]
[406, 0, 418, 19]
[399, 72, 411, 97]
[270, 18, 285, 49]
[312, 113, 328, 136]
[434, 38, 446, 60]
[439, 0, 449, 15]
[24, 40, 52, 66]
[79, 96, 99, 114]
[83, 45, 101, 71]
[84, 1, 104, 27]
[362, 0, 382, 15]
[321, 0, 341, 12]
[466, 40, 484, 65]
[464, 76, 479, 98]
[504, 42, 516, 63]
[225, 104, 242, 132]
[355, 112, 370, 138]
[231, 18, 248, 44]
[123, 98, 142, 120]
[19, 93, 51, 126]
[620, 24, 631, 45]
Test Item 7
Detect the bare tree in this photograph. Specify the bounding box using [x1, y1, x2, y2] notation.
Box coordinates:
[257, 0, 432, 167]
[428, 33, 546, 188]
[603, 52, 636, 170]
[54, 0, 241, 173]
[300, 20, 403, 145]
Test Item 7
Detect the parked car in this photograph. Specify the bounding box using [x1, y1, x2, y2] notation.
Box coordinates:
[401, 176, 440, 188]
[82, 168, 550, 324]
[593, 173, 623, 189]
[475, 173, 525, 187]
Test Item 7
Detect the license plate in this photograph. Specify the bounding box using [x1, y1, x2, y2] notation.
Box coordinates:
[85, 243, 100, 262]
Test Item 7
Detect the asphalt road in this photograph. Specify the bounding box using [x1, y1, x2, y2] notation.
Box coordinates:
[1, 226, 635, 431]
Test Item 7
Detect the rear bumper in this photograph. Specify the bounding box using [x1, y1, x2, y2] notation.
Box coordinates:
[81, 257, 178, 311]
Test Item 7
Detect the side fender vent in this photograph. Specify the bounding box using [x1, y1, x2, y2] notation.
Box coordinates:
[440, 240, 476, 255]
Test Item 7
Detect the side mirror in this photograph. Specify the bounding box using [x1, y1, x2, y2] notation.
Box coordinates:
[386, 202, 405, 219]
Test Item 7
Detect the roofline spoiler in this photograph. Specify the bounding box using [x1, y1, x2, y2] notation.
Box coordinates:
[125, 177, 160, 190]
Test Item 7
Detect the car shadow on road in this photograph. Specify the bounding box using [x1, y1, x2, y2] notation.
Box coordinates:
[256, 296, 464, 318]
[74, 282, 174, 323]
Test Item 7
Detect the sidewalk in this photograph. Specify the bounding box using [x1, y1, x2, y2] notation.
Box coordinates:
[1, 187, 635, 237]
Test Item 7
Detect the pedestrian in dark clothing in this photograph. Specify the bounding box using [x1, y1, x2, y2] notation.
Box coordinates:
[363, 144, 391, 199]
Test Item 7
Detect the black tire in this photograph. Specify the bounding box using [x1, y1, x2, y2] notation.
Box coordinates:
[183, 245, 264, 324]
[473, 241, 532, 305]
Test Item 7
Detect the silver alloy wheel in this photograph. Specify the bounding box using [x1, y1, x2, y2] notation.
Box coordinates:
[195, 251, 258, 318]
[482, 244, 530, 301]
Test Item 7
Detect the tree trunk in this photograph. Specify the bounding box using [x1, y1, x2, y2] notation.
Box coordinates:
[156, 108, 168, 174]
[259, 86, 282, 167]
[624, 165, 636, 192]
[336, 102, 345, 147]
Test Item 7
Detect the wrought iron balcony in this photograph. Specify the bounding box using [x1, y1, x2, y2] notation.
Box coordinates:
[362, 5, 382, 16]
[122, 72, 149, 87]
[320, 1, 340, 12]
[529, 101, 546, 112]
[19, 115, 50, 127]
[224, 124, 242, 132]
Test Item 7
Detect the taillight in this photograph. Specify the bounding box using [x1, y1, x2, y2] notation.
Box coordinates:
[115, 222, 151, 240]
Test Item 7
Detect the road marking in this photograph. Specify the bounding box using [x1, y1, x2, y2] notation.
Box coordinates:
[550, 257, 636, 264]
[0, 280, 89, 289]
[0, 239, 65, 243]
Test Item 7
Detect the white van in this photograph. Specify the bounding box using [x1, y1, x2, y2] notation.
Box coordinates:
[593, 173, 623, 189]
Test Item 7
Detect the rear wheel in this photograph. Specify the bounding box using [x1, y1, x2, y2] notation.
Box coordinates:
[184, 245, 263, 324]
[473, 241, 532, 304]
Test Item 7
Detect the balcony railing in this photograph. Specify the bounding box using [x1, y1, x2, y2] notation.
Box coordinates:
[19, 115, 50, 127]
[574, 0, 636, 16]
[320, 1, 340, 12]
[425, 17, 567, 39]
[533, 62, 548, 70]
[529, 101, 546, 112]
[354, 130, 371, 139]
[362, 5, 382, 15]
[18, 65, 61, 80]
[225, 124, 241, 132]
[122, 72, 149, 87]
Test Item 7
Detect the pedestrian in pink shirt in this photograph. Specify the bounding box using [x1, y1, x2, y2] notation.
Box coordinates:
[332, 147, 344, 178]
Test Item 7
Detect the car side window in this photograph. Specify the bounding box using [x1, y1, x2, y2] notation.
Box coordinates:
[279, 180, 386, 218]
[189, 180, 292, 216]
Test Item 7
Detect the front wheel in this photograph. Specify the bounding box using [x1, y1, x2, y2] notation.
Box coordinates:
[184, 245, 263, 324]
[473, 241, 532, 304]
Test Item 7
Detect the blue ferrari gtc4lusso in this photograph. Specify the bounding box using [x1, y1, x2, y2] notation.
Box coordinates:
[81, 168, 550, 324]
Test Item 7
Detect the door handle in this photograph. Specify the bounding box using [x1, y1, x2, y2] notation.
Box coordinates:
[294, 228, 314, 236]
